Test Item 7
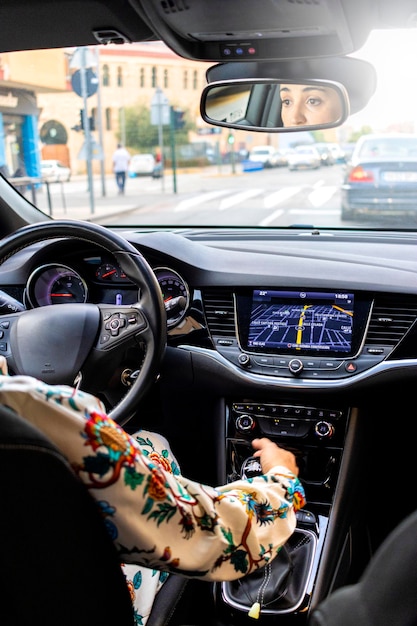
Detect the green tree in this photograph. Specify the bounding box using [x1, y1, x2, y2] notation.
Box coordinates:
[119, 104, 193, 155]
[348, 125, 373, 143]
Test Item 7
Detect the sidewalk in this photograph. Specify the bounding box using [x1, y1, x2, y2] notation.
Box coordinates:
[33, 175, 168, 223]
[45, 191, 142, 223]
[29, 163, 243, 223]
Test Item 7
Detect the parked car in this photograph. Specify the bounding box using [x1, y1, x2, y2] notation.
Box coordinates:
[341, 133, 417, 220]
[128, 153, 161, 177]
[40, 159, 71, 182]
[1, 2, 417, 626]
[247, 145, 280, 167]
[287, 145, 321, 170]
[274, 149, 289, 166]
[314, 143, 336, 166]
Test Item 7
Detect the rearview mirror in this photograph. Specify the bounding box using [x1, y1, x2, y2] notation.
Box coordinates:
[200, 79, 349, 132]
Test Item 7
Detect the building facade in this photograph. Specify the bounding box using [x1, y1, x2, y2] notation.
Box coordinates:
[0, 43, 214, 178]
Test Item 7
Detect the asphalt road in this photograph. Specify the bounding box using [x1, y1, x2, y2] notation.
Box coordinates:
[28, 163, 350, 227]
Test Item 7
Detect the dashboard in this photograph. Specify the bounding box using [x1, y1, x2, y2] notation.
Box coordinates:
[0, 228, 416, 394]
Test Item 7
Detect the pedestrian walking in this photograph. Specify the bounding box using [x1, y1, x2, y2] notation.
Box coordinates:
[112, 144, 130, 194]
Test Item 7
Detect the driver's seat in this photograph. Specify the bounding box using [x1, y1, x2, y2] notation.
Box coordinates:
[0, 402, 136, 625]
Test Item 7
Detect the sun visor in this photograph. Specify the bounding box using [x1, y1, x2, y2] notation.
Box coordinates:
[205, 56, 377, 115]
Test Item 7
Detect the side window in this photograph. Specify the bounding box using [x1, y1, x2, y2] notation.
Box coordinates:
[105, 108, 112, 131]
[102, 64, 110, 87]
[117, 66, 123, 87]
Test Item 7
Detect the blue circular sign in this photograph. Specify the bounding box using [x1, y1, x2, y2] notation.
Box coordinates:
[71, 68, 98, 98]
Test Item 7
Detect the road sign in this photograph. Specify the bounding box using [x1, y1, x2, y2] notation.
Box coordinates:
[71, 68, 99, 98]
[151, 88, 170, 126]
[70, 47, 97, 70]
[77, 139, 103, 160]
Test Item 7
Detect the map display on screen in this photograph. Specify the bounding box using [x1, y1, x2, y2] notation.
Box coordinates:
[247, 290, 354, 353]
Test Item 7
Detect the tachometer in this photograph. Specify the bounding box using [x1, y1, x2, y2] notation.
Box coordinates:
[95, 261, 129, 282]
[26, 264, 88, 307]
[154, 267, 190, 328]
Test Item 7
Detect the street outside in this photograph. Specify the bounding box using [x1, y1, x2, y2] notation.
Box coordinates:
[25, 162, 350, 227]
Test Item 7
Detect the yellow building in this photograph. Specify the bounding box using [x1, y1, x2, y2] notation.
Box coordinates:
[39, 43, 215, 174]
[0, 43, 215, 176]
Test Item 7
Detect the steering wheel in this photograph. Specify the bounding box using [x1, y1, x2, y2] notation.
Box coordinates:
[0, 220, 167, 425]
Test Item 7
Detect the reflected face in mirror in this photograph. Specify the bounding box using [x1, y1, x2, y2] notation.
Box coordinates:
[200, 79, 347, 131]
[280, 84, 343, 127]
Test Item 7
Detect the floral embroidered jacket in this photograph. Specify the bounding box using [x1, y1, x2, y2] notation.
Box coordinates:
[0, 374, 306, 582]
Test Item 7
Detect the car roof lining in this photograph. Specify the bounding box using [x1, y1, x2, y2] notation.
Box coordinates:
[0, 0, 416, 57]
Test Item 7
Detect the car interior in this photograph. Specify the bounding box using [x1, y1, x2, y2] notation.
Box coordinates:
[0, 0, 417, 625]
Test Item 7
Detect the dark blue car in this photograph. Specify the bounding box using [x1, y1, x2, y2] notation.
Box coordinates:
[341, 133, 417, 220]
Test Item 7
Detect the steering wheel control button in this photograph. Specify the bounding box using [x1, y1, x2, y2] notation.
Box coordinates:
[105, 314, 127, 336]
[288, 358, 304, 375]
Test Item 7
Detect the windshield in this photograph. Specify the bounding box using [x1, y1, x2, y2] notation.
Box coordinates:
[2, 29, 417, 230]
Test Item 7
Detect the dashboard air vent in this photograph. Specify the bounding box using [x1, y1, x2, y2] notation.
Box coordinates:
[201, 288, 236, 338]
[366, 296, 417, 347]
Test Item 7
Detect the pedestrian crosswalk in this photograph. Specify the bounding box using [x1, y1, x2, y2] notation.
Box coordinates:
[173, 185, 339, 214]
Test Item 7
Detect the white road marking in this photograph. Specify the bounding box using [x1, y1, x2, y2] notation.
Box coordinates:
[263, 187, 301, 209]
[219, 188, 263, 210]
[174, 189, 231, 212]
[289, 208, 340, 215]
[259, 209, 285, 226]
[309, 185, 338, 207]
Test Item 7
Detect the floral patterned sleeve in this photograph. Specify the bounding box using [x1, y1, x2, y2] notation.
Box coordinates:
[0, 374, 306, 582]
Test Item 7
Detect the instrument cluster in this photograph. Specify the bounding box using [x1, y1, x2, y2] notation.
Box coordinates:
[24, 257, 191, 329]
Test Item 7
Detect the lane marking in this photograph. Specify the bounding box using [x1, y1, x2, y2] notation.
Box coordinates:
[309, 185, 338, 207]
[263, 187, 300, 209]
[259, 209, 285, 226]
[219, 188, 263, 210]
[174, 189, 231, 212]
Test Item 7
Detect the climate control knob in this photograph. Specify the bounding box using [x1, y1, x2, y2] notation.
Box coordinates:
[235, 414, 255, 432]
[314, 420, 335, 439]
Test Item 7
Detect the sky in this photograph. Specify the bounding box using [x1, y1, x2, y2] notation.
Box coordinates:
[348, 28, 417, 130]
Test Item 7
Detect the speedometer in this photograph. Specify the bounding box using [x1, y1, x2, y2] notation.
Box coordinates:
[26, 264, 88, 307]
[154, 267, 190, 328]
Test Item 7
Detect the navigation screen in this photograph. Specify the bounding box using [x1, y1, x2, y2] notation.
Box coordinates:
[246, 290, 354, 354]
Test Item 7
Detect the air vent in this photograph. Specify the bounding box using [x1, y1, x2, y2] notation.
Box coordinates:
[160, 0, 190, 15]
[365, 296, 417, 347]
[202, 288, 236, 338]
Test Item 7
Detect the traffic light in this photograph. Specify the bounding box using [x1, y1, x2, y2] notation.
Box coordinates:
[172, 108, 185, 130]
[227, 132, 235, 145]
[71, 109, 94, 132]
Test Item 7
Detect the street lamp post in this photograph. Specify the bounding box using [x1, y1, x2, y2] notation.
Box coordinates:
[70, 46, 100, 214]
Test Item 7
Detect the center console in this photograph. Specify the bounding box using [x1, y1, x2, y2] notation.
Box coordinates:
[198, 286, 381, 619]
[218, 398, 350, 620]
